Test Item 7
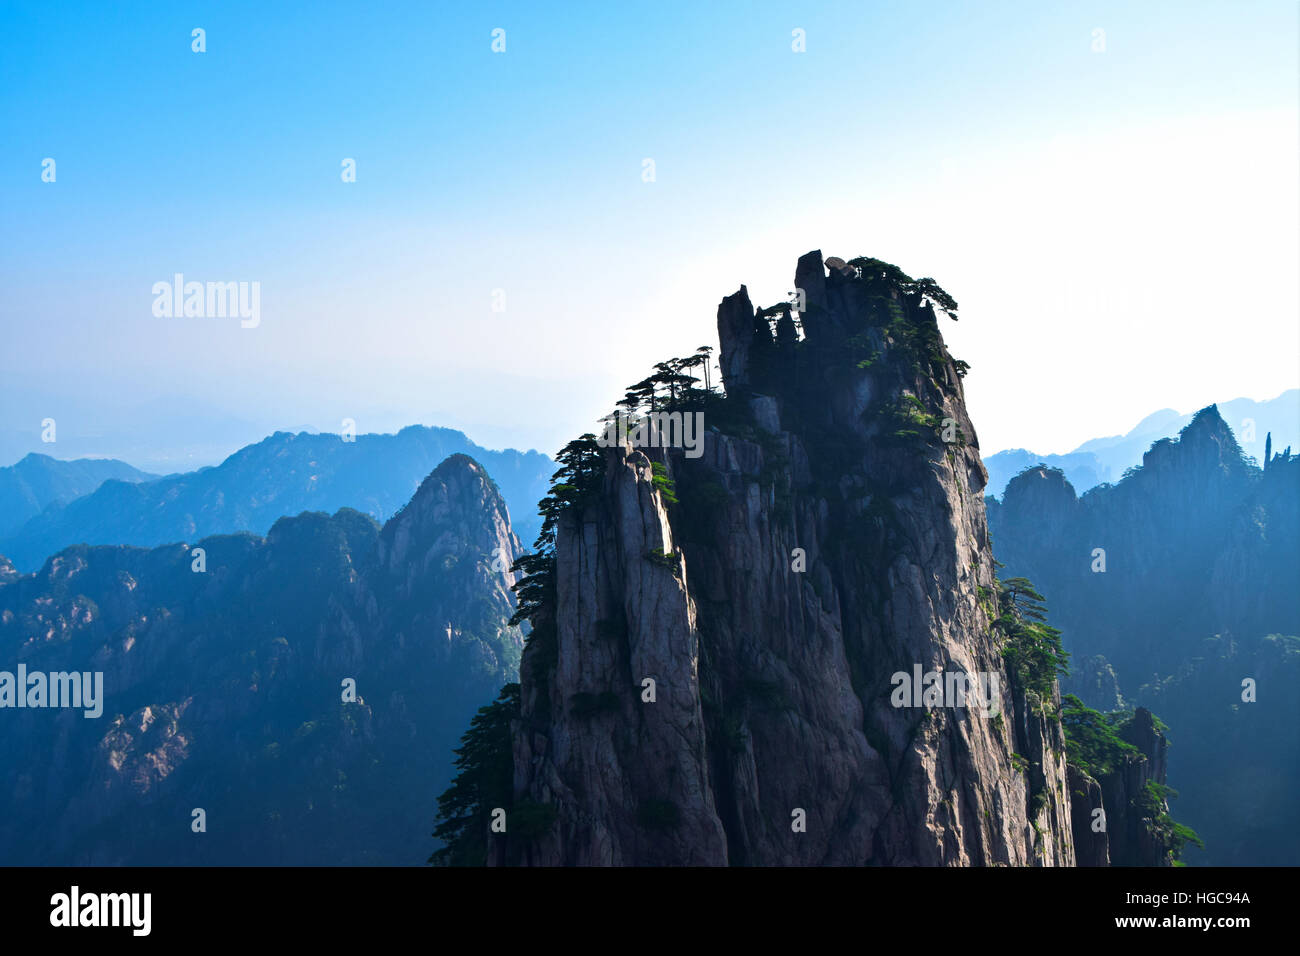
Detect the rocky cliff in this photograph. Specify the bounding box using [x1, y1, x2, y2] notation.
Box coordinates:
[499, 252, 1080, 866]
[1065, 704, 1182, 867]
[0, 453, 523, 864]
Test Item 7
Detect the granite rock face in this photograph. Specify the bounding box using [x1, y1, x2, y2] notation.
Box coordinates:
[1069, 708, 1174, 867]
[506, 252, 1077, 865]
[1068, 765, 1110, 866]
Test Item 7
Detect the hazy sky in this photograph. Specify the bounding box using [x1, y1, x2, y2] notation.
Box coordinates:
[2, 0, 1296, 464]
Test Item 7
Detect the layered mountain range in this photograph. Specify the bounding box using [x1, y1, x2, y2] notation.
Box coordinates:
[988, 413, 1300, 864]
[5, 252, 1251, 868]
[983, 390, 1299, 498]
[0, 453, 156, 538]
[451, 251, 1183, 867]
[0, 425, 551, 572]
[0, 454, 523, 864]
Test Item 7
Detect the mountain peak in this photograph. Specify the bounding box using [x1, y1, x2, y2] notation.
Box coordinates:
[1184, 403, 1230, 434]
[408, 454, 503, 514]
[1004, 464, 1078, 501]
[15, 452, 56, 466]
[376, 454, 521, 588]
[1141, 403, 1248, 475]
[496, 249, 1078, 866]
[431, 452, 488, 478]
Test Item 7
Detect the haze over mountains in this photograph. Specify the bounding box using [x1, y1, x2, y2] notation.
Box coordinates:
[988, 408, 1300, 865]
[0, 392, 273, 475]
[0, 426, 553, 572]
[984, 390, 1299, 498]
[0, 455, 523, 865]
[8, 388, 1292, 576]
[0, 454, 157, 537]
[2, 252, 1294, 869]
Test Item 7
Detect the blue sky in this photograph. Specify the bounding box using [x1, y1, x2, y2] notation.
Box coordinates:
[1, 0, 1296, 468]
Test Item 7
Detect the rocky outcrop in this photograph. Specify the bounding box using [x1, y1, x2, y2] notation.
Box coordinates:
[1070, 708, 1175, 867]
[1068, 765, 1109, 866]
[504, 251, 1077, 866]
[716, 287, 757, 392]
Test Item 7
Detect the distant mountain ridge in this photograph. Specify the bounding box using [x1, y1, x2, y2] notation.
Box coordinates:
[0, 426, 552, 571]
[0, 453, 524, 864]
[987, 405, 1300, 865]
[985, 390, 1299, 498]
[0, 453, 157, 537]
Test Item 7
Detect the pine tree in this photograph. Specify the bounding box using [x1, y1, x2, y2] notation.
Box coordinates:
[429, 683, 520, 866]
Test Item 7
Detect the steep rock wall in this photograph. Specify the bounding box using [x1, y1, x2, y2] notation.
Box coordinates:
[507, 252, 1076, 865]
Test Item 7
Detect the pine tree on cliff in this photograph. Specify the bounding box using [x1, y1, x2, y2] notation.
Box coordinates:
[429, 683, 519, 866]
[995, 575, 1070, 701]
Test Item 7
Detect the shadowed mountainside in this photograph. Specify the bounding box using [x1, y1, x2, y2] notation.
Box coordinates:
[0, 454, 524, 865]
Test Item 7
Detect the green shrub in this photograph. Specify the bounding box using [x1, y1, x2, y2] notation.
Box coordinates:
[1060, 694, 1139, 780]
[995, 577, 1069, 703]
[646, 548, 680, 572]
[651, 462, 678, 504]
